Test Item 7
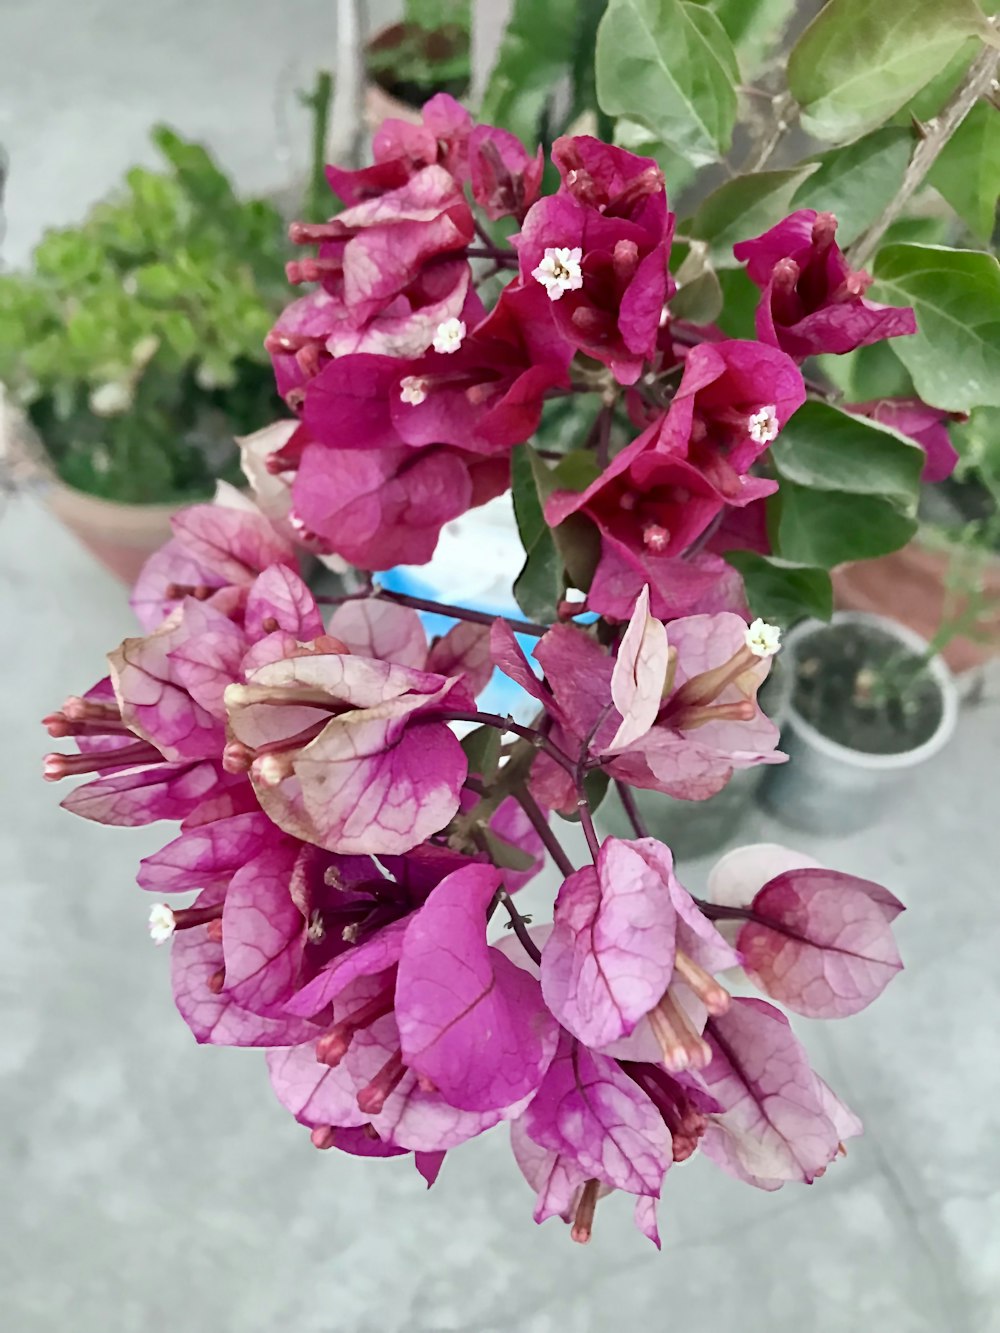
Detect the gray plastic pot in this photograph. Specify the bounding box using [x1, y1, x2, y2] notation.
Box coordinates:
[760, 612, 958, 835]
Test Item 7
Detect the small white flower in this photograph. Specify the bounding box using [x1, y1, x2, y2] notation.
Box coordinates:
[531, 246, 584, 302]
[747, 405, 780, 446]
[745, 618, 782, 658]
[89, 381, 133, 417]
[400, 375, 428, 406]
[642, 523, 670, 554]
[148, 903, 176, 945]
[432, 317, 466, 354]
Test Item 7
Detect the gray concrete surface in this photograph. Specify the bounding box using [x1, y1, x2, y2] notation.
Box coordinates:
[2, 2, 1000, 1329]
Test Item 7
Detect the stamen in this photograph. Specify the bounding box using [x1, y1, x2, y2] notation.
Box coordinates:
[571, 1180, 600, 1245]
[811, 212, 838, 251]
[163, 582, 215, 601]
[306, 909, 326, 943]
[356, 1049, 406, 1115]
[673, 950, 730, 1016]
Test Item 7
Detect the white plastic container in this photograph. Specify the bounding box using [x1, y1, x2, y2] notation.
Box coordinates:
[761, 612, 959, 835]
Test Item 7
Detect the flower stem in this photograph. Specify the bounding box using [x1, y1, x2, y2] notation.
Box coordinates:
[578, 800, 602, 859]
[497, 888, 542, 965]
[437, 710, 579, 778]
[513, 785, 577, 879]
[465, 245, 519, 265]
[849, 41, 999, 269]
[615, 781, 649, 839]
[316, 587, 548, 638]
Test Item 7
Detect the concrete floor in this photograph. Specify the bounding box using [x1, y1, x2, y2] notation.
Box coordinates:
[2, 3, 1000, 1330]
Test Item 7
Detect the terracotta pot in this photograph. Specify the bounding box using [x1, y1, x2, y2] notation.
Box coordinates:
[42, 475, 181, 585]
[364, 22, 467, 131]
[1, 400, 182, 586]
[832, 541, 1000, 674]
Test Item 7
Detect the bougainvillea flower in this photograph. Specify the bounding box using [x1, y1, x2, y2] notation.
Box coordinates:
[270, 864, 554, 1150]
[541, 835, 738, 1055]
[285, 166, 474, 327]
[707, 842, 904, 1018]
[847, 398, 960, 483]
[546, 340, 805, 559]
[514, 136, 674, 383]
[697, 997, 863, 1188]
[469, 123, 544, 221]
[587, 539, 748, 623]
[290, 438, 508, 570]
[492, 601, 783, 809]
[733, 209, 916, 360]
[224, 650, 470, 854]
[325, 95, 473, 206]
[514, 1031, 672, 1236]
[130, 490, 297, 632]
[302, 283, 572, 458]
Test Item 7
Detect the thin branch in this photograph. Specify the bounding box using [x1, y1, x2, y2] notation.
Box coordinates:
[578, 799, 602, 860]
[513, 785, 577, 879]
[849, 42, 1000, 269]
[742, 90, 797, 174]
[615, 781, 649, 839]
[465, 245, 519, 265]
[497, 888, 542, 966]
[315, 587, 548, 637]
[435, 710, 580, 779]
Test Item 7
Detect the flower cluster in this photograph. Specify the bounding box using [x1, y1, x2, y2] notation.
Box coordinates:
[42, 99, 931, 1247]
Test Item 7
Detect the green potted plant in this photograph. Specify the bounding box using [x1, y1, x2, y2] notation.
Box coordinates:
[0, 125, 289, 582]
[365, 0, 472, 124]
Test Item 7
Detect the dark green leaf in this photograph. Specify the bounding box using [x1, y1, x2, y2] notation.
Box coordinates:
[670, 242, 724, 323]
[813, 341, 916, 403]
[871, 243, 1000, 412]
[596, 0, 739, 167]
[512, 444, 564, 622]
[771, 401, 925, 508]
[774, 483, 918, 568]
[715, 267, 760, 337]
[688, 167, 817, 266]
[791, 128, 913, 246]
[724, 551, 833, 625]
[928, 102, 1000, 243]
[461, 726, 502, 782]
[788, 0, 993, 142]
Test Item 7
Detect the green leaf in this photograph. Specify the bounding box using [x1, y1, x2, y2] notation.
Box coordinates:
[791, 128, 913, 246]
[482, 828, 537, 873]
[871, 244, 1000, 413]
[715, 267, 760, 337]
[595, 0, 739, 167]
[787, 0, 993, 142]
[724, 551, 833, 625]
[670, 242, 724, 323]
[771, 401, 925, 509]
[813, 341, 915, 403]
[699, 0, 795, 70]
[928, 102, 1000, 243]
[688, 167, 817, 265]
[480, 0, 579, 144]
[774, 483, 918, 568]
[461, 726, 502, 782]
[512, 445, 564, 622]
